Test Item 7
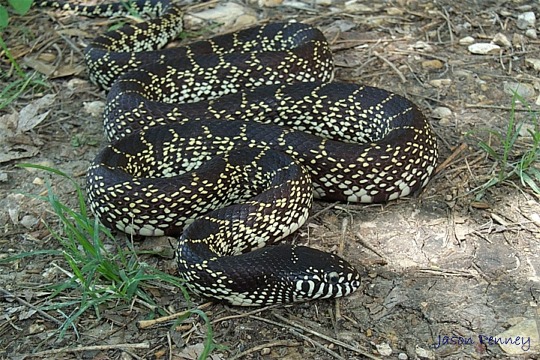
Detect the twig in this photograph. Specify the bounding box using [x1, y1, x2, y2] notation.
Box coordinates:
[465, 103, 538, 111]
[372, 51, 407, 83]
[251, 314, 380, 359]
[229, 340, 300, 360]
[212, 304, 281, 324]
[416, 268, 475, 277]
[311, 201, 340, 219]
[290, 329, 346, 360]
[0, 287, 62, 325]
[27, 342, 150, 357]
[440, 7, 455, 44]
[137, 302, 212, 329]
[435, 143, 468, 175]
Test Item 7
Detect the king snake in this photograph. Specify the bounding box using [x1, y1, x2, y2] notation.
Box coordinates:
[42, 0, 438, 306]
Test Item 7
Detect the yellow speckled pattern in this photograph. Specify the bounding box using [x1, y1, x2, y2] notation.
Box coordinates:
[42, 0, 438, 305]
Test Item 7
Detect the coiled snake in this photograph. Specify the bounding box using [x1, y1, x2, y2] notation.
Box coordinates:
[43, 0, 438, 306]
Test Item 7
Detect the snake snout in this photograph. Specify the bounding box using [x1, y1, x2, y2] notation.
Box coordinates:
[289, 246, 361, 302]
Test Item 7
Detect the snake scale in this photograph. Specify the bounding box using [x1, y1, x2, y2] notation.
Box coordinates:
[42, 0, 438, 306]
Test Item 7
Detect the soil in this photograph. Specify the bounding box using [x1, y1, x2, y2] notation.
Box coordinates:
[1, 0, 540, 359]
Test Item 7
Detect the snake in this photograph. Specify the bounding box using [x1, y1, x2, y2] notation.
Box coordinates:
[41, 0, 438, 306]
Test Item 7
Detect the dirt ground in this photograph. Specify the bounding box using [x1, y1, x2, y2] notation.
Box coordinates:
[1, 0, 540, 359]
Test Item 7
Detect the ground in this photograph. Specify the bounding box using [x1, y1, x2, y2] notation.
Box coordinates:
[1, 0, 539, 359]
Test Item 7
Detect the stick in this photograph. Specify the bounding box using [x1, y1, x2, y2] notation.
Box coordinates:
[0, 287, 62, 325]
[137, 302, 212, 329]
[28, 342, 150, 357]
[229, 340, 300, 360]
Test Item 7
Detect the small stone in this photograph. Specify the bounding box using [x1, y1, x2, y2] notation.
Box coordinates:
[260, 347, 271, 355]
[492, 33, 512, 47]
[512, 33, 527, 47]
[432, 106, 453, 119]
[519, 123, 536, 138]
[516, 5, 533, 11]
[413, 41, 433, 52]
[375, 342, 392, 356]
[234, 14, 258, 28]
[28, 323, 45, 334]
[495, 319, 539, 354]
[32, 177, 44, 185]
[258, 0, 283, 7]
[429, 79, 452, 88]
[530, 212, 540, 227]
[20, 215, 39, 229]
[398, 353, 409, 360]
[190, 3, 252, 27]
[525, 29, 537, 39]
[421, 59, 443, 70]
[344, 3, 374, 13]
[525, 58, 540, 71]
[415, 345, 434, 359]
[468, 43, 500, 54]
[458, 36, 475, 45]
[83, 100, 105, 117]
[386, 7, 403, 16]
[516, 11, 536, 30]
[503, 81, 535, 99]
[0, 172, 7, 183]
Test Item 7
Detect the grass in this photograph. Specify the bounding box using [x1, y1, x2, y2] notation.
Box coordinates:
[0, 71, 49, 109]
[0, 0, 32, 77]
[472, 92, 540, 197]
[0, 0, 50, 110]
[3, 164, 218, 359]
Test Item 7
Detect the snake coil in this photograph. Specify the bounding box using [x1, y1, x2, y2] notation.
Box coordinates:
[42, 0, 437, 305]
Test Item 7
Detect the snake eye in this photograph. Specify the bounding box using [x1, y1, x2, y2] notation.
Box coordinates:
[327, 271, 340, 284]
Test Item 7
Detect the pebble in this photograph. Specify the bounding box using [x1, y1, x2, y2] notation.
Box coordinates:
[413, 41, 434, 52]
[258, 0, 283, 6]
[421, 59, 443, 70]
[20, 215, 39, 229]
[468, 43, 500, 54]
[190, 3, 256, 28]
[32, 177, 44, 185]
[375, 342, 393, 356]
[28, 323, 46, 335]
[458, 36, 475, 45]
[495, 319, 538, 354]
[398, 353, 409, 360]
[429, 78, 452, 88]
[83, 100, 106, 117]
[432, 106, 453, 119]
[519, 123, 536, 138]
[344, 3, 375, 13]
[502, 81, 535, 99]
[516, 11, 536, 30]
[512, 33, 527, 47]
[525, 29, 537, 39]
[525, 58, 540, 71]
[492, 33, 512, 47]
[415, 345, 434, 359]
[386, 7, 403, 16]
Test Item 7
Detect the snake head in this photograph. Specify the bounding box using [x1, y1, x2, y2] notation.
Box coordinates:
[286, 245, 362, 303]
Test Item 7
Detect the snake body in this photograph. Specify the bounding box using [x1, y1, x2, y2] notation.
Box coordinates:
[43, 0, 438, 305]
